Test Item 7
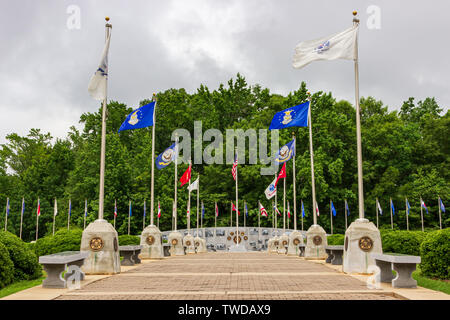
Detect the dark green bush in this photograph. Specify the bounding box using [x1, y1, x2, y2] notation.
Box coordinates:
[0, 241, 14, 288]
[380, 230, 427, 255]
[327, 234, 344, 245]
[34, 228, 83, 257]
[0, 231, 42, 281]
[420, 228, 450, 280]
[118, 234, 140, 245]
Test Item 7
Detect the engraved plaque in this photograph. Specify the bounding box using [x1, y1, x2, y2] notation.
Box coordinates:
[233, 236, 242, 244]
[244, 236, 248, 241]
[313, 235, 322, 246]
[146, 235, 155, 245]
[90, 237, 104, 252]
[293, 238, 300, 245]
[358, 236, 373, 252]
[185, 240, 191, 246]
[171, 239, 178, 245]
[227, 236, 232, 241]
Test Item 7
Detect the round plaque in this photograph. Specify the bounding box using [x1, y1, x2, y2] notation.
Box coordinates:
[89, 237, 104, 252]
[358, 236, 374, 252]
[282, 240, 288, 246]
[195, 241, 200, 247]
[113, 237, 118, 252]
[313, 235, 322, 246]
[185, 240, 191, 246]
[240, 232, 245, 236]
[171, 239, 178, 246]
[344, 236, 349, 251]
[146, 235, 155, 245]
[233, 235, 242, 244]
[274, 240, 279, 246]
[244, 236, 248, 241]
[230, 231, 235, 236]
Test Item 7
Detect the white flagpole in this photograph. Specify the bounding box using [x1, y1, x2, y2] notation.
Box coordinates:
[283, 174, 286, 234]
[84, 199, 87, 230]
[235, 149, 239, 243]
[272, 200, 274, 229]
[36, 198, 39, 241]
[150, 94, 157, 226]
[258, 201, 261, 242]
[230, 201, 232, 228]
[114, 199, 116, 229]
[420, 197, 424, 232]
[20, 197, 24, 239]
[187, 160, 192, 234]
[307, 94, 318, 226]
[353, 13, 365, 220]
[301, 199, 304, 231]
[330, 199, 333, 235]
[67, 199, 71, 230]
[345, 199, 348, 230]
[244, 201, 246, 229]
[4, 198, 8, 232]
[376, 198, 379, 229]
[201, 201, 203, 230]
[197, 174, 200, 238]
[215, 202, 217, 238]
[292, 133, 297, 231]
[98, 19, 111, 221]
[143, 200, 146, 230]
[174, 134, 178, 231]
[128, 200, 131, 235]
[53, 198, 56, 235]
[275, 173, 278, 233]
[406, 198, 409, 231]
[390, 197, 393, 230]
[438, 196, 442, 230]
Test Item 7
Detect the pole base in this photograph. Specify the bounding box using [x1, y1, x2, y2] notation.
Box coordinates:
[287, 230, 304, 256]
[304, 224, 328, 259]
[168, 231, 184, 256]
[140, 224, 163, 259]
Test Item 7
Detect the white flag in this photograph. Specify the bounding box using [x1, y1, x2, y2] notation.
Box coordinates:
[377, 199, 383, 215]
[88, 33, 111, 100]
[293, 25, 358, 69]
[264, 176, 278, 199]
[54, 198, 58, 217]
[187, 177, 199, 192]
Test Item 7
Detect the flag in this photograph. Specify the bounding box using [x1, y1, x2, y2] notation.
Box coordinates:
[269, 101, 310, 130]
[54, 199, 58, 216]
[215, 202, 219, 217]
[157, 201, 161, 218]
[390, 199, 395, 216]
[202, 201, 205, 219]
[275, 162, 287, 187]
[187, 177, 199, 192]
[275, 139, 296, 164]
[245, 202, 248, 218]
[84, 199, 88, 217]
[114, 200, 118, 217]
[88, 33, 111, 100]
[439, 198, 445, 213]
[292, 25, 358, 69]
[172, 201, 175, 218]
[187, 209, 190, 217]
[377, 199, 383, 216]
[232, 202, 240, 215]
[287, 202, 291, 219]
[264, 176, 278, 199]
[6, 198, 10, 216]
[406, 198, 411, 216]
[180, 164, 192, 187]
[331, 200, 337, 217]
[274, 205, 281, 216]
[301, 201, 305, 217]
[37, 198, 41, 217]
[156, 142, 178, 170]
[21, 198, 25, 218]
[421, 199, 429, 214]
[118, 102, 155, 132]
[316, 203, 320, 217]
[259, 202, 268, 217]
[129, 201, 132, 217]
[68, 199, 71, 217]
[345, 201, 350, 216]
[231, 152, 238, 180]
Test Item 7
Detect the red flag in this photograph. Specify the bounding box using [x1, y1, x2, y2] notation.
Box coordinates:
[231, 153, 238, 180]
[259, 202, 268, 217]
[180, 164, 192, 187]
[275, 162, 286, 187]
[37, 199, 41, 217]
[232, 202, 240, 215]
[215, 202, 219, 217]
[157, 201, 161, 218]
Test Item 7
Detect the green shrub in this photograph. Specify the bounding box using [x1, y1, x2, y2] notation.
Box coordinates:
[420, 228, 450, 280]
[0, 231, 42, 281]
[380, 230, 426, 256]
[34, 228, 83, 257]
[118, 234, 140, 245]
[0, 241, 14, 289]
[24, 242, 36, 253]
[327, 234, 344, 245]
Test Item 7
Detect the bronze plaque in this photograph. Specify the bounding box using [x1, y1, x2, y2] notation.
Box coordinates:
[274, 240, 279, 246]
[233, 236, 242, 244]
[90, 237, 104, 252]
[227, 236, 232, 241]
[240, 232, 245, 236]
[195, 241, 200, 247]
[293, 238, 300, 245]
[313, 235, 322, 246]
[185, 240, 191, 246]
[359, 236, 374, 252]
[171, 239, 178, 245]
[230, 231, 234, 236]
[344, 236, 349, 251]
[113, 237, 118, 252]
[146, 235, 155, 245]
[282, 240, 288, 246]
[244, 236, 248, 241]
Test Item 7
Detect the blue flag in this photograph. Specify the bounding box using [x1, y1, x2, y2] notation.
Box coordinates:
[269, 101, 309, 130]
[144, 201, 146, 218]
[331, 201, 337, 217]
[129, 201, 132, 217]
[21, 198, 25, 217]
[118, 101, 155, 132]
[69, 199, 71, 217]
[156, 142, 178, 170]
[84, 199, 88, 217]
[440, 198, 445, 213]
[345, 201, 350, 216]
[201, 202, 205, 219]
[391, 199, 395, 216]
[406, 199, 411, 216]
[245, 202, 248, 217]
[6, 198, 10, 216]
[301, 202, 305, 217]
[275, 139, 296, 164]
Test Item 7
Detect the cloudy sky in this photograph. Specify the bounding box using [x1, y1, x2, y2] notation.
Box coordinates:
[0, 0, 449, 144]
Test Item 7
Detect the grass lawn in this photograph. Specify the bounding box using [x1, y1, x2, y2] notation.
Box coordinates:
[412, 271, 450, 295]
[0, 276, 46, 299]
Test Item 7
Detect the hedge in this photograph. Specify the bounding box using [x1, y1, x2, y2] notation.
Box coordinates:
[419, 228, 450, 280]
[34, 228, 83, 257]
[0, 231, 42, 281]
[380, 230, 427, 256]
[327, 234, 345, 245]
[0, 241, 14, 289]
[118, 235, 140, 245]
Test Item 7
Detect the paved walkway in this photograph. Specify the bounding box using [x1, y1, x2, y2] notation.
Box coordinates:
[54, 252, 400, 300]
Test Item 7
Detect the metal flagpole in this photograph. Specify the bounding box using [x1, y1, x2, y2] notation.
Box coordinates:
[187, 160, 192, 234]
[307, 94, 317, 226]
[287, 202, 290, 230]
[353, 13, 365, 220]
[301, 199, 304, 231]
[330, 199, 333, 235]
[98, 19, 111, 221]
[283, 174, 286, 234]
[230, 201, 232, 228]
[292, 133, 297, 231]
[258, 201, 261, 243]
[214, 202, 217, 238]
[345, 199, 348, 230]
[197, 174, 200, 238]
[376, 198, 379, 229]
[438, 196, 442, 230]
[143, 200, 146, 230]
[390, 198, 393, 230]
[36, 198, 39, 241]
[20, 197, 24, 239]
[53, 198, 56, 235]
[128, 200, 131, 235]
[114, 199, 116, 229]
[174, 133, 178, 231]
[235, 149, 239, 244]
[150, 94, 157, 226]
[275, 173, 278, 233]
[67, 199, 71, 230]
[201, 202, 203, 230]
[84, 199, 87, 230]
[406, 198, 409, 231]
[244, 201, 246, 229]
[272, 200, 274, 229]
[420, 197, 424, 232]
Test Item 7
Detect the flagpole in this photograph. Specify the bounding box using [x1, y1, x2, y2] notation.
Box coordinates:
[84, 199, 87, 230]
[143, 200, 146, 230]
[128, 200, 131, 235]
[390, 198, 393, 230]
[406, 198, 409, 231]
[67, 199, 71, 230]
[330, 199, 333, 235]
[230, 201, 232, 228]
[345, 199, 348, 230]
[244, 201, 246, 229]
[235, 148, 239, 244]
[292, 133, 297, 231]
[53, 198, 56, 235]
[283, 174, 286, 234]
[114, 199, 116, 229]
[376, 198, 379, 229]
[187, 160, 192, 234]
[438, 196, 442, 230]
[258, 201, 261, 243]
[420, 197, 424, 232]
[274, 173, 278, 233]
[201, 202, 203, 230]
[214, 202, 217, 238]
[272, 200, 274, 229]
[174, 133, 178, 231]
[98, 18, 111, 221]
[287, 202, 290, 230]
[20, 198, 24, 239]
[197, 174, 200, 238]
[301, 199, 304, 231]
[307, 94, 318, 226]
[4, 198, 8, 232]
[36, 198, 39, 241]
[150, 94, 157, 226]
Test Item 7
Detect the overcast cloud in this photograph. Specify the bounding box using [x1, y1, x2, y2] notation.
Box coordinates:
[0, 0, 449, 144]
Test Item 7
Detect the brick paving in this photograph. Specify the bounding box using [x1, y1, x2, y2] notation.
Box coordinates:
[55, 252, 401, 300]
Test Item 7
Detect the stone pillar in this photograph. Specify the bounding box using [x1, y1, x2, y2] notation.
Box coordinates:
[287, 231, 304, 256]
[183, 234, 195, 254]
[304, 224, 328, 259]
[278, 234, 289, 254]
[140, 224, 163, 259]
[168, 231, 184, 256]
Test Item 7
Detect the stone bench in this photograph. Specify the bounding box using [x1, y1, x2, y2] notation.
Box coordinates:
[119, 245, 142, 266]
[371, 253, 421, 288]
[39, 251, 89, 288]
[163, 243, 171, 256]
[325, 245, 344, 265]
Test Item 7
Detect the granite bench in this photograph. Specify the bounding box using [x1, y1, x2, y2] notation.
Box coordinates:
[371, 253, 421, 288]
[39, 251, 89, 288]
[119, 245, 142, 266]
[325, 245, 344, 265]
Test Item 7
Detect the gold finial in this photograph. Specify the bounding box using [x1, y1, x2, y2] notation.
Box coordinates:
[352, 11, 357, 16]
[105, 16, 110, 21]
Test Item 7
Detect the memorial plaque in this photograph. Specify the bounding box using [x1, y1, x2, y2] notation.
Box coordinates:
[313, 235, 322, 246]
[89, 237, 104, 252]
[240, 232, 245, 236]
[244, 236, 248, 241]
[233, 235, 242, 244]
[113, 237, 118, 252]
[171, 239, 178, 245]
[282, 240, 288, 246]
[227, 236, 232, 241]
[230, 231, 234, 236]
[146, 235, 155, 245]
[344, 236, 349, 251]
[358, 236, 373, 252]
[185, 240, 191, 246]
[293, 238, 300, 245]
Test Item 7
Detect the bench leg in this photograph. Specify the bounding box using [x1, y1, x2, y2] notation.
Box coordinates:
[325, 250, 333, 263]
[392, 263, 417, 288]
[331, 251, 343, 265]
[121, 251, 135, 266]
[42, 264, 66, 288]
[132, 250, 141, 264]
[64, 260, 85, 281]
[375, 260, 394, 283]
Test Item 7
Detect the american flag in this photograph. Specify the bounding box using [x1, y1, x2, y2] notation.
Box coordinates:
[114, 200, 118, 217]
[215, 202, 219, 217]
[231, 153, 238, 180]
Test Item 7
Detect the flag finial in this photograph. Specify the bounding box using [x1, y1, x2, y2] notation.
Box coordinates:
[352, 11, 357, 16]
[352, 11, 359, 23]
[105, 16, 110, 21]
